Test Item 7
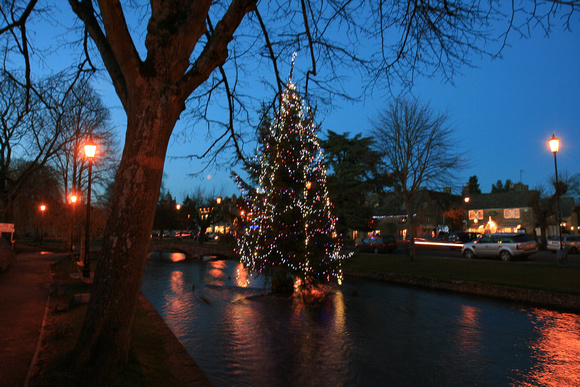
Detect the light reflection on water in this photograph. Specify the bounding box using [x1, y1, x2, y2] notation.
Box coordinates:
[518, 309, 580, 386]
[142, 253, 580, 386]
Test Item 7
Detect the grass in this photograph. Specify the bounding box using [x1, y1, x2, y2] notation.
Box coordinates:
[344, 253, 580, 295]
[30, 257, 182, 386]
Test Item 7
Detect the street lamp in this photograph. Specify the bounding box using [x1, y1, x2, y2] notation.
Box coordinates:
[40, 204, 46, 246]
[83, 138, 97, 279]
[464, 197, 470, 231]
[549, 134, 565, 263]
[176, 204, 181, 237]
[70, 194, 78, 253]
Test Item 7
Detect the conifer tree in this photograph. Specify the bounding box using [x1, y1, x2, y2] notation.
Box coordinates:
[235, 73, 349, 291]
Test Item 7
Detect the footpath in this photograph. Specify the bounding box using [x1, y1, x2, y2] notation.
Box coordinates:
[0, 246, 54, 386]
[0, 246, 210, 386]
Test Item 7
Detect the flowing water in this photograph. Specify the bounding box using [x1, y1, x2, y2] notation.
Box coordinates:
[141, 252, 580, 386]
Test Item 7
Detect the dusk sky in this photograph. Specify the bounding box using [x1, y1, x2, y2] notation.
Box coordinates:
[158, 24, 579, 201]
[28, 7, 579, 202]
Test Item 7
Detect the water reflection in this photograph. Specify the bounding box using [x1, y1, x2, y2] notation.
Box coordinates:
[517, 309, 580, 386]
[142, 253, 580, 386]
[455, 305, 483, 363]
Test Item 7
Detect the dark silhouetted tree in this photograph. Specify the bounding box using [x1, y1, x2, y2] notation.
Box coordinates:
[466, 175, 481, 195]
[372, 98, 466, 260]
[321, 130, 385, 240]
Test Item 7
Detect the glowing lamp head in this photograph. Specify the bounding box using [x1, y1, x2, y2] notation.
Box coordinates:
[71, 195, 78, 204]
[549, 134, 559, 153]
[216, 197, 222, 204]
[40, 204, 46, 212]
[84, 139, 97, 158]
[464, 197, 470, 204]
[176, 204, 181, 210]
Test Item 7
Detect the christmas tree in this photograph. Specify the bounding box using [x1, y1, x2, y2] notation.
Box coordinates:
[235, 69, 350, 292]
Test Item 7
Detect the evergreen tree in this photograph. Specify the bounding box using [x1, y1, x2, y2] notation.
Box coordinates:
[466, 175, 481, 195]
[321, 131, 385, 239]
[235, 76, 349, 291]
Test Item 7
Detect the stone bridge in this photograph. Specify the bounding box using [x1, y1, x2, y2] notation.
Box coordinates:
[149, 240, 236, 260]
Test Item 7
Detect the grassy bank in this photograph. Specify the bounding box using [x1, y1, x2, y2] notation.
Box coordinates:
[344, 253, 580, 296]
[31, 257, 185, 386]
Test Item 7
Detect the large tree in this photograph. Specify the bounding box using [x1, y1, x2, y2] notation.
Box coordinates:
[371, 98, 465, 259]
[2, 0, 578, 381]
[321, 130, 385, 240]
[0, 73, 87, 223]
[236, 77, 347, 292]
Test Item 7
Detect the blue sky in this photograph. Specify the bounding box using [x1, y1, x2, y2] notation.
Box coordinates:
[27, 7, 579, 202]
[160, 24, 579, 201]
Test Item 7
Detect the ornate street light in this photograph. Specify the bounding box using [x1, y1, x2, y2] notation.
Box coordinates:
[549, 134, 564, 264]
[83, 138, 97, 279]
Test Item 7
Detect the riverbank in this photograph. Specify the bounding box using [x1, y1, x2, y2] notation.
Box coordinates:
[11, 248, 210, 386]
[344, 253, 580, 312]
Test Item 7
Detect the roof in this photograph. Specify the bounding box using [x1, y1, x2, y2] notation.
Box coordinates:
[467, 191, 539, 210]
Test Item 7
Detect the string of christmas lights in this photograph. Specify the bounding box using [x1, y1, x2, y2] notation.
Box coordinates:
[234, 72, 352, 287]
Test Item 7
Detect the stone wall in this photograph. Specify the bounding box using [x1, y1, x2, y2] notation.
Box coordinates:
[346, 269, 580, 313]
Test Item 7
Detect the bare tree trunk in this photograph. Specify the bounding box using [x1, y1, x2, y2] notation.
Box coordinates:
[73, 93, 179, 379]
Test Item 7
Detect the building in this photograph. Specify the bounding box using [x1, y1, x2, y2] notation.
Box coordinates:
[464, 191, 538, 235]
[545, 196, 578, 237]
[368, 189, 462, 240]
[365, 186, 579, 242]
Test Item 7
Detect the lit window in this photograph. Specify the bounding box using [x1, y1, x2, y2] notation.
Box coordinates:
[504, 209, 520, 219]
[469, 210, 483, 220]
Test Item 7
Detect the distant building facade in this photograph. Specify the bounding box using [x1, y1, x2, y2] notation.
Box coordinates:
[364, 185, 579, 242]
[464, 191, 537, 235]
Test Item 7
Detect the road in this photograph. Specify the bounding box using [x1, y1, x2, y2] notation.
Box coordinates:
[387, 245, 580, 266]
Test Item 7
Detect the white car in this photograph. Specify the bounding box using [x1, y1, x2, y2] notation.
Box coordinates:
[547, 235, 580, 254]
[461, 233, 538, 261]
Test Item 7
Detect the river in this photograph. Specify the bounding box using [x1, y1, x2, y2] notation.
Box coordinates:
[141, 253, 580, 386]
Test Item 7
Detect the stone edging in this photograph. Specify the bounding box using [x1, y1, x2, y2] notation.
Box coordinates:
[345, 269, 580, 313]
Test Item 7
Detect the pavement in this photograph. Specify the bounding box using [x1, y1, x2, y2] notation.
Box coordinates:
[0, 245, 55, 387]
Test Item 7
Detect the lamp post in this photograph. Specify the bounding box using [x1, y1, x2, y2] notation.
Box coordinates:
[176, 204, 181, 237]
[70, 194, 78, 253]
[83, 139, 96, 279]
[40, 204, 46, 246]
[464, 197, 470, 231]
[549, 134, 565, 264]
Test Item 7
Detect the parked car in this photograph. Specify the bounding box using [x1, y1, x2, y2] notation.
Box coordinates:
[461, 233, 538, 261]
[356, 236, 397, 254]
[547, 235, 580, 254]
